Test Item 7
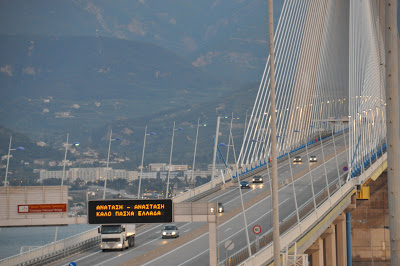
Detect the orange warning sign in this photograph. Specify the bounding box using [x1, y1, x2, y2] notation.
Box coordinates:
[18, 204, 67, 213]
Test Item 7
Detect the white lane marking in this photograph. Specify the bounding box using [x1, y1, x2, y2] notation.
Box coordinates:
[92, 186, 261, 265]
[184, 229, 190, 233]
[65, 250, 102, 264]
[176, 204, 277, 266]
[143, 193, 279, 266]
[93, 237, 164, 266]
[225, 228, 231, 232]
[279, 198, 290, 206]
[92, 137, 350, 266]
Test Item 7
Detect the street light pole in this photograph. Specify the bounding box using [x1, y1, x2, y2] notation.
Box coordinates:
[4, 136, 24, 187]
[211, 116, 221, 188]
[61, 133, 69, 187]
[55, 133, 79, 245]
[138, 126, 148, 199]
[191, 118, 200, 188]
[166, 122, 182, 198]
[103, 129, 112, 199]
[4, 136, 12, 187]
[138, 126, 156, 199]
[103, 129, 120, 199]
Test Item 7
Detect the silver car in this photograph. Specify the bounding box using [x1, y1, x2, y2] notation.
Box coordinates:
[293, 155, 302, 162]
[161, 224, 179, 239]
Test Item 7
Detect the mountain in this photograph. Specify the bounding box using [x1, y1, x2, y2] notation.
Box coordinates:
[0, 35, 227, 141]
[84, 82, 260, 169]
[0, 126, 67, 184]
[0, 0, 285, 84]
[0, 35, 221, 99]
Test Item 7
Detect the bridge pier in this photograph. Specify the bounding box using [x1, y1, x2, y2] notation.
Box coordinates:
[305, 211, 352, 266]
[322, 225, 336, 266]
[209, 221, 217, 266]
[334, 213, 347, 266]
[307, 237, 323, 266]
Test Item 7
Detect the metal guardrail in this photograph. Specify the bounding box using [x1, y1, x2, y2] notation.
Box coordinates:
[220, 179, 334, 266]
[223, 152, 387, 266]
[173, 173, 226, 203]
[0, 228, 99, 266]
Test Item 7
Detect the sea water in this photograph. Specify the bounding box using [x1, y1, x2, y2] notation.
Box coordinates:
[0, 224, 97, 260]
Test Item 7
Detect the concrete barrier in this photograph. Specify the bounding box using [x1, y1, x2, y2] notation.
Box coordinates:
[0, 228, 99, 266]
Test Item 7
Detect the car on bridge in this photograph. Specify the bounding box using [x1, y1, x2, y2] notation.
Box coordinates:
[162, 224, 179, 239]
[240, 180, 250, 189]
[252, 176, 263, 183]
[218, 202, 224, 213]
[309, 155, 317, 162]
[293, 155, 302, 162]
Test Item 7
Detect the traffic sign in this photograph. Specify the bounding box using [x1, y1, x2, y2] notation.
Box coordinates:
[224, 240, 234, 251]
[69, 262, 77, 266]
[88, 199, 173, 224]
[343, 166, 349, 172]
[253, 225, 261, 234]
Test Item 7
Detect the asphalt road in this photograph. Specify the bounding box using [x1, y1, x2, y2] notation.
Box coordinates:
[54, 132, 350, 266]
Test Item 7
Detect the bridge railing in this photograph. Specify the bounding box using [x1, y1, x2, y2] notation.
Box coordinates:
[232, 130, 341, 179]
[224, 151, 387, 265]
[220, 170, 349, 266]
[172, 173, 226, 203]
[0, 227, 99, 266]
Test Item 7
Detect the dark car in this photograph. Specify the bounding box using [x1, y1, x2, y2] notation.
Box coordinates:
[240, 181, 250, 189]
[309, 155, 317, 162]
[161, 224, 179, 239]
[293, 155, 302, 162]
[252, 176, 263, 183]
[218, 202, 224, 213]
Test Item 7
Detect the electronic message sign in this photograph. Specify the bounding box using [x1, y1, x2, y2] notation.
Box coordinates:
[88, 199, 173, 224]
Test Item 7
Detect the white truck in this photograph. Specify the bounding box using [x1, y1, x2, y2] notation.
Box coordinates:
[98, 224, 136, 251]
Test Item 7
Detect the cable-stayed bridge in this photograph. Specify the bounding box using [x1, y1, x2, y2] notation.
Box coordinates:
[0, 0, 398, 265]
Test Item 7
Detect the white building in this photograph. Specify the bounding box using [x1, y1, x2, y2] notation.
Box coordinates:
[40, 168, 138, 183]
[149, 163, 167, 171]
[138, 172, 158, 179]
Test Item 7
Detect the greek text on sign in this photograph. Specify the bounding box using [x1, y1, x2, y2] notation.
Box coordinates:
[88, 199, 173, 224]
[18, 204, 67, 213]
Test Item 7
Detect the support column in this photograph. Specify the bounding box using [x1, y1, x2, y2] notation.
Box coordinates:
[324, 225, 337, 266]
[209, 221, 217, 266]
[306, 237, 323, 266]
[334, 213, 347, 266]
[346, 212, 352, 266]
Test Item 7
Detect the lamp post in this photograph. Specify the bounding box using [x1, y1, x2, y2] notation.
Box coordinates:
[3, 136, 24, 187]
[285, 132, 301, 229]
[61, 133, 80, 187]
[220, 143, 252, 259]
[211, 116, 221, 188]
[165, 122, 182, 198]
[225, 114, 240, 165]
[191, 118, 206, 189]
[138, 126, 156, 199]
[219, 142, 237, 168]
[103, 129, 121, 199]
[55, 133, 79, 245]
